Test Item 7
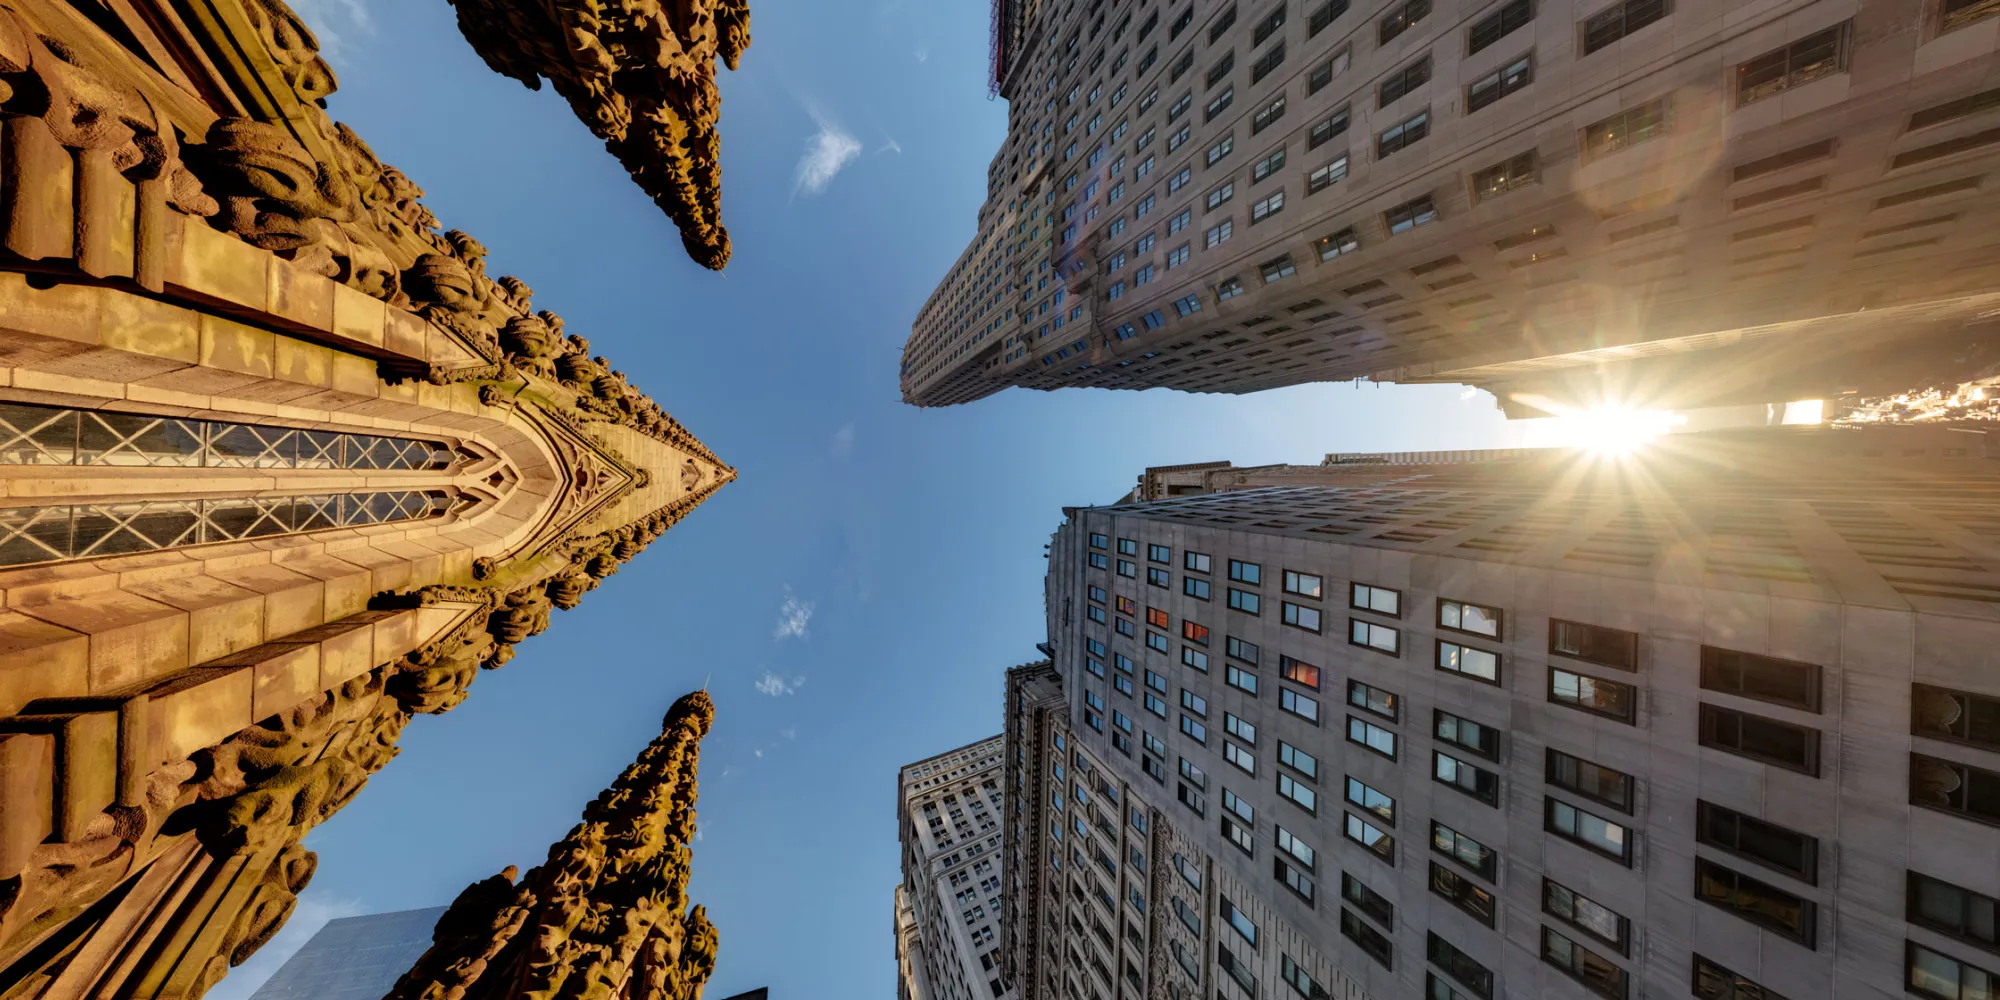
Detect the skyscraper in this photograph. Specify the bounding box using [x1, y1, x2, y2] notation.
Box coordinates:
[898, 736, 1019, 1000]
[248, 908, 449, 1000]
[1008, 425, 2000, 999]
[903, 0, 2000, 409]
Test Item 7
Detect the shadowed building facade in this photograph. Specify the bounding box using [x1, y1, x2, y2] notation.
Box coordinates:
[898, 736, 1018, 1000]
[903, 0, 2000, 410]
[245, 907, 447, 1000]
[1008, 425, 2000, 1000]
[0, 2, 743, 998]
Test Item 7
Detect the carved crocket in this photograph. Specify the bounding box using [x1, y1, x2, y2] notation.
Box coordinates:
[443, 0, 750, 270]
[381, 690, 719, 1000]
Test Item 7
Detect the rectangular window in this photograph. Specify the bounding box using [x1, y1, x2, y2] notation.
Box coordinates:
[1315, 227, 1360, 264]
[1278, 741, 1318, 779]
[1911, 754, 2000, 826]
[1281, 689, 1319, 723]
[1089, 533, 1108, 549]
[1545, 878, 1629, 954]
[1430, 821, 1496, 880]
[1471, 150, 1537, 201]
[1551, 620, 1638, 670]
[1701, 647, 1820, 712]
[1181, 619, 1209, 644]
[1181, 689, 1208, 717]
[1181, 647, 1209, 672]
[1206, 135, 1234, 166]
[1427, 932, 1493, 1000]
[1437, 641, 1500, 684]
[1204, 88, 1234, 122]
[1469, 0, 1532, 53]
[1435, 751, 1501, 806]
[1259, 255, 1296, 282]
[1181, 715, 1207, 743]
[1282, 601, 1322, 632]
[1352, 585, 1401, 617]
[1380, 56, 1432, 107]
[1342, 872, 1393, 926]
[1279, 656, 1320, 690]
[1225, 712, 1256, 744]
[1907, 941, 1997, 1000]
[1692, 955, 1784, 1000]
[1223, 816, 1254, 856]
[1228, 559, 1262, 583]
[1546, 748, 1633, 813]
[1346, 716, 1395, 759]
[1377, 109, 1429, 157]
[1146, 694, 1168, 718]
[1276, 856, 1316, 902]
[1285, 572, 1324, 598]
[1147, 631, 1170, 653]
[1437, 599, 1501, 638]
[1351, 619, 1401, 655]
[1310, 0, 1351, 36]
[1547, 797, 1633, 864]
[1229, 588, 1262, 615]
[1344, 812, 1394, 863]
[1148, 543, 1171, 564]
[1430, 861, 1497, 926]
[1220, 896, 1258, 946]
[1694, 857, 1815, 946]
[1581, 98, 1670, 161]
[1348, 680, 1398, 721]
[1206, 182, 1235, 209]
[1435, 710, 1498, 759]
[1185, 551, 1212, 573]
[1551, 668, 1637, 723]
[1117, 559, 1137, 578]
[1340, 909, 1393, 969]
[1907, 871, 2000, 953]
[1205, 221, 1233, 248]
[1308, 108, 1350, 148]
[1385, 193, 1438, 233]
[1468, 54, 1533, 115]
[1251, 95, 1286, 134]
[1226, 664, 1259, 695]
[1252, 146, 1286, 182]
[1148, 607, 1171, 629]
[1736, 23, 1845, 106]
[1185, 577, 1212, 600]
[1250, 191, 1285, 223]
[1146, 670, 1170, 694]
[1582, 0, 1668, 54]
[1206, 53, 1236, 88]
[1227, 636, 1259, 664]
[1379, 0, 1432, 43]
[1118, 538, 1139, 556]
[1699, 704, 1819, 775]
[1542, 927, 1628, 1000]
[1307, 154, 1349, 193]
[1345, 776, 1395, 825]
[1697, 800, 1817, 883]
[1277, 773, 1318, 813]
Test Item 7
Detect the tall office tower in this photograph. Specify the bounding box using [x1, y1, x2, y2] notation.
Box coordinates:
[1014, 425, 2000, 1000]
[903, 0, 2000, 409]
[899, 737, 1020, 1000]
[247, 907, 448, 1000]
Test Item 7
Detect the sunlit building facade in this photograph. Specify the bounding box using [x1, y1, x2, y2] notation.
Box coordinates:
[903, 0, 2000, 409]
[899, 736, 1020, 1000]
[1014, 425, 2000, 1000]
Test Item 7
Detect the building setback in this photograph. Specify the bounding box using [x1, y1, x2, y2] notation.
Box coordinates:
[903, 0, 2000, 410]
[1007, 426, 2000, 1000]
[899, 736, 1020, 1000]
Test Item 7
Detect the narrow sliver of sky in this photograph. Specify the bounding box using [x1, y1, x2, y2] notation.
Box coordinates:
[212, 2, 1521, 997]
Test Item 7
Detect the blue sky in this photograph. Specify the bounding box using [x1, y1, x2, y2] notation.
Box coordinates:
[213, 1, 1521, 996]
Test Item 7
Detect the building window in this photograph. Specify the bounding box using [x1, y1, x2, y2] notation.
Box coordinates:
[1908, 941, 1997, 1000]
[1280, 689, 1320, 723]
[1379, 56, 1433, 107]
[1351, 583, 1400, 615]
[1437, 599, 1501, 638]
[1384, 194, 1438, 233]
[1279, 655, 1320, 690]
[1252, 146, 1288, 181]
[1695, 858, 1816, 946]
[1226, 664, 1259, 695]
[1345, 776, 1395, 825]
[1227, 636, 1259, 664]
[1282, 601, 1321, 632]
[1205, 221, 1233, 249]
[1545, 878, 1630, 954]
[1426, 932, 1493, 1000]
[1348, 680, 1398, 721]
[1228, 588, 1262, 614]
[1229, 559, 1262, 583]
[1466, 54, 1532, 112]
[1260, 255, 1297, 282]
[1551, 668, 1637, 723]
[1347, 716, 1396, 759]
[1181, 715, 1207, 743]
[1088, 534, 1108, 549]
[1700, 704, 1820, 775]
[1341, 909, 1393, 968]
[1546, 748, 1633, 812]
[1911, 754, 2000, 826]
[1206, 135, 1235, 166]
[1205, 87, 1235, 122]
[1185, 551, 1212, 573]
[1943, 0, 2000, 32]
[1737, 23, 1847, 106]
[1350, 619, 1400, 655]
[1277, 773, 1318, 813]
[1435, 751, 1501, 806]
[1252, 96, 1287, 134]
[1185, 577, 1212, 600]
[1437, 641, 1500, 684]
[1315, 226, 1359, 260]
[1470, 150, 1537, 201]
[1380, 0, 1433, 43]
[1182, 647, 1209, 673]
[1692, 955, 1783, 1000]
[1251, 42, 1286, 84]
[1342, 873, 1392, 926]
[1279, 740, 1319, 779]
[1550, 619, 1638, 670]
[1308, 107, 1350, 148]
[1908, 871, 2000, 953]
[1435, 710, 1499, 759]
[1307, 154, 1350, 193]
[1469, 0, 1533, 53]
[1912, 683, 2000, 750]
[1697, 800, 1818, 883]
[1547, 797, 1633, 863]
[1219, 896, 1259, 946]
[1251, 191, 1285, 223]
[1542, 927, 1628, 1000]
[1702, 647, 1821, 712]
[1377, 109, 1430, 157]
[1310, 0, 1351, 36]
[1581, 98, 1670, 161]
[1430, 862, 1497, 926]
[1582, 0, 1668, 54]
[1345, 812, 1395, 863]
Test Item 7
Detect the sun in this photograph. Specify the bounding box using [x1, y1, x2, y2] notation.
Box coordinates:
[1522, 404, 1687, 456]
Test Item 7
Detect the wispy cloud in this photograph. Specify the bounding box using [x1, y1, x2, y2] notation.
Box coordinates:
[879, 139, 904, 155]
[285, 0, 373, 61]
[794, 110, 863, 196]
[773, 591, 815, 640]
[755, 670, 805, 696]
[780, 725, 798, 741]
[830, 422, 856, 459]
[202, 890, 367, 1000]
[915, 47, 930, 63]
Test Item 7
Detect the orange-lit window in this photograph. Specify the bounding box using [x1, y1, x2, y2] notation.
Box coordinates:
[1148, 607, 1171, 628]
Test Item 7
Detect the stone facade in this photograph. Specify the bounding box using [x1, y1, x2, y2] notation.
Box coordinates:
[1025, 425, 2000, 999]
[898, 735, 1018, 1000]
[902, 0, 2000, 407]
[0, 3, 733, 998]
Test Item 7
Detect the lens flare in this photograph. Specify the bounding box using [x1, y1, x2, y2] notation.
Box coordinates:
[1523, 404, 1687, 456]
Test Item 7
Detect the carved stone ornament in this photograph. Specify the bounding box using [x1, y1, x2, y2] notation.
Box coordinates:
[444, 0, 751, 270]
[382, 690, 718, 1000]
